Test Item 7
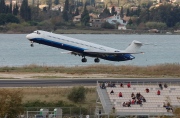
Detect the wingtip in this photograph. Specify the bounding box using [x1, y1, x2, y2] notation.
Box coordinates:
[133, 40, 143, 44]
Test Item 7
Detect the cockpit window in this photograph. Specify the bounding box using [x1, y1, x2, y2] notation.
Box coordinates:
[33, 31, 40, 34]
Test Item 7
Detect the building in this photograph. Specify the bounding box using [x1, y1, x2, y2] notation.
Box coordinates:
[122, 15, 130, 24]
[73, 15, 81, 22]
[104, 15, 126, 25]
[171, 0, 180, 3]
[51, 5, 63, 11]
[90, 19, 105, 28]
[118, 24, 126, 30]
[73, 13, 98, 23]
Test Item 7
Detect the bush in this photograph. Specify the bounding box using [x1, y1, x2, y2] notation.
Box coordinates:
[0, 14, 6, 25]
[145, 22, 167, 30]
[0, 89, 23, 118]
[101, 22, 115, 29]
[28, 21, 38, 26]
[68, 86, 86, 103]
[23, 100, 75, 107]
[37, 20, 54, 31]
[6, 23, 37, 33]
[126, 24, 137, 30]
[0, 14, 19, 25]
[6, 14, 20, 24]
[175, 22, 180, 29]
[6, 23, 23, 30]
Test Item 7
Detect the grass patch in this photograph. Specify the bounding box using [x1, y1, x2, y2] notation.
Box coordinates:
[0, 87, 96, 108]
[32, 76, 67, 78]
[0, 63, 180, 78]
[0, 77, 19, 79]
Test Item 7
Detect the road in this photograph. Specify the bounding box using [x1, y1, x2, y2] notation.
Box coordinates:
[0, 78, 180, 87]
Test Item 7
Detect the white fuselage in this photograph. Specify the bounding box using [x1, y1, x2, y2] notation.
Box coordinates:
[27, 30, 121, 52]
[26, 30, 136, 62]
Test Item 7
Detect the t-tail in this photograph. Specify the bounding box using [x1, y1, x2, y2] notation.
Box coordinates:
[124, 40, 143, 54]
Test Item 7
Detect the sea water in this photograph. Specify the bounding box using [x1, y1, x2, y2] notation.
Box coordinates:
[0, 34, 179, 67]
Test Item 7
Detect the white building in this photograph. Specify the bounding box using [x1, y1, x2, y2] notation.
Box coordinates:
[171, 0, 180, 3]
[118, 24, 126, 30]
[51, 5, 63, 11]
[104, 15, 126, 25]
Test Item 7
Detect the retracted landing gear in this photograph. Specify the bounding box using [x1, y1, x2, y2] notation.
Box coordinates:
[30, 41, 34, 47]
[94, 58, 100, 63]
[81, 57, 87, 63]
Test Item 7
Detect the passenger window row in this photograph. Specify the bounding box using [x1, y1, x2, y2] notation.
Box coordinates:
[47, 35, 106, 51]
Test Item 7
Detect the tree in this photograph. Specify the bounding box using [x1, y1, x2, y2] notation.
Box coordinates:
[20, 0, 31, 21]
[9, 2, 12, 13]
[13, 3, 19, 15]
[147, 4, 180, 27]
[0, 89, 23, 118]
[81, 4, 90, 26]
[5, 5, 10, 14]
[0, 14, 6, 25]
[68, 86, 86, 103]
[0, 14, 19, 25]
[99, 5, 111, 18]
[139, 8, 150, 23]
[126, 8, 130, 16]
[111, 6, 116, 16]
[0, 0, 6, 13]
[120, 6, 124, 18]
[31, 5, 39, 21]
[46, 0, 52, 10]
[62, 0, 69, 21]
[64, 0, 69, 13]
[68, 5, 74, 20]
[27, 6, 31, 21]
[136, 5, 141, 17]
[128, 18, 133, 25]
[62, 10, 68, 21]
[54, 0, 59, 5]
[6, 14, 20, 23]
[74, 7, 79, 16]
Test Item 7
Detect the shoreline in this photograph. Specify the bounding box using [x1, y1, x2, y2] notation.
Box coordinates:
[0, 29, 180, 34]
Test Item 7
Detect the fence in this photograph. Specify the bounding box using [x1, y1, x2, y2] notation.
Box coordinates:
[97, 81, 180, 87]
[23, 107, 97, 118]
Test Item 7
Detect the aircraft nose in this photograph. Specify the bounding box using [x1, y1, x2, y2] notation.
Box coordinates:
[130, 55, 135, 60]
[26, 34, 31, 40]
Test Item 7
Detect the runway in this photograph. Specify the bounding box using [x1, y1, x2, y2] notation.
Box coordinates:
[0, 78, 180, 87]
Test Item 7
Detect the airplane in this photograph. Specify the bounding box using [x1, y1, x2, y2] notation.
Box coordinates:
[26, 30, 143, 63]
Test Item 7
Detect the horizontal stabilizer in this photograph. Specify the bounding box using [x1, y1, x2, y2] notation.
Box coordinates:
[124, 40, 143, 54]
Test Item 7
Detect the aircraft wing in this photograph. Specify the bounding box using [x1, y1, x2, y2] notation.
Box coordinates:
[61, 51, 84, 56]
[84, 50, 143, 55]
[61, 51, 72, 54]
[84, 40, 144, 55]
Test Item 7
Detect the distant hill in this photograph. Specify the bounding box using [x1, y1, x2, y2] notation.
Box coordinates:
[6, 0, 153, 8]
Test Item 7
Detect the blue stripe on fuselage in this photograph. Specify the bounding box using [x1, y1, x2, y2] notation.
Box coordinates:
[99, 54, 134, 61]
[30, 38, 86, 53]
